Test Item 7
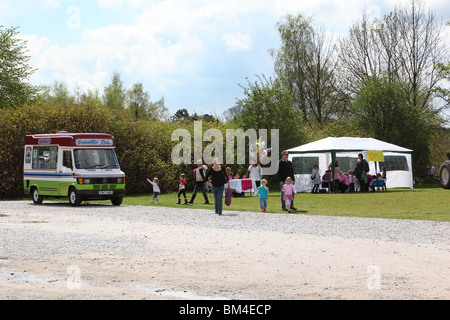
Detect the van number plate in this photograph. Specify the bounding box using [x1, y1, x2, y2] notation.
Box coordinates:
[99, 191, 113, 195]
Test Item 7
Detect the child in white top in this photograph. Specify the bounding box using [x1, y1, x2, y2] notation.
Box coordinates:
[147, 177, 160, 204]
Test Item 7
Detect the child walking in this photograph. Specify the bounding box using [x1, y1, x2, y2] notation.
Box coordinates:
[254, 179, 269, 212]
[311, 165, 321, 193]
[147, 177, 160, 204]
[381, 166, 387, 191]
[348, 170, 355, 193]
[282, 177, 297, 213]
[177, 173, 188, 204]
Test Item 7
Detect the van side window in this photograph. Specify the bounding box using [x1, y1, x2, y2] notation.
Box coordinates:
[32, 146, 58, 170]
[63, 150, 73, 169]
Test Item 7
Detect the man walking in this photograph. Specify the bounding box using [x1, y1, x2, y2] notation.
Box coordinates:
[188, 159, 210, 204]
[277, 150, 296, 211]
[354, 153, 370, 192]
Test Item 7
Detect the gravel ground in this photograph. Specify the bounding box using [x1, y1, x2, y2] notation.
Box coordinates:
[0, 200, 449, 300]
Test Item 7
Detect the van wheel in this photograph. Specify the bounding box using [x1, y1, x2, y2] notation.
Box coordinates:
[32, 187, 43, 204]
[111, 197, 123, 206]
[439, 160, 450, 189]
[69, 188, 82, 207]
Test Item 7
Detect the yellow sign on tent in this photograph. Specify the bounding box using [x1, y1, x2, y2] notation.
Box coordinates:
[367, 150, 384, 162]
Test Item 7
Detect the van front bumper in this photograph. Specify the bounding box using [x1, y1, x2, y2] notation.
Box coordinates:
[78, 189, 126, 200]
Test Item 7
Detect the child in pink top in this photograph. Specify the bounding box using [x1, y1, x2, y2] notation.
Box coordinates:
[282, 177, 297, 213]
[338, 170, 349, 193]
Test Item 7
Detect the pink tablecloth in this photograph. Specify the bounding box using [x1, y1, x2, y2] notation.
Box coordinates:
[241, 178, 253, 191]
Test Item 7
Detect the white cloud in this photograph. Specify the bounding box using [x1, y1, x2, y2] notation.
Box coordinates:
[0, 2, 17, 20]
[15, 0, 278, 102]
[272, 0, 385, 34]
[22, 14, 205, 93]
[43, 0, 60, 8]
[97, 0, 124, 8]
[18, 0, 449, 113]
[23, 33, 109, 91]
[223, 32, 252, 51]
[21, 0, 263, 90]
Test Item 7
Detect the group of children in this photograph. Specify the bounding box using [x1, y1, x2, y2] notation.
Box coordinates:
[147, 173, 299, 213]
[147, 163, 386, 211]
[310, 164, 387, 193]
[147, 174, 189, 205]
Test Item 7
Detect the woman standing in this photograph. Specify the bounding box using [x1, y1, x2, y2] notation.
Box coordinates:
[205, 158, 229, 215]
[329, 158, 341, 193]
[248, 161, 262, 188]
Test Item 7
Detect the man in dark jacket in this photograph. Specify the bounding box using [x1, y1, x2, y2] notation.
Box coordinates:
[354, 153, 369, 192]
[277, 150, 296, 211]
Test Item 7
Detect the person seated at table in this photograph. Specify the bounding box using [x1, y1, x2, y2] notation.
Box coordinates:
[226, 166, 239, 197]
[367, 174, 375, 191]
[321, 170, 332, 191]
[370, 173, 385, 192]
[338, 170, 349, 193]
[225, 167, 233, 180]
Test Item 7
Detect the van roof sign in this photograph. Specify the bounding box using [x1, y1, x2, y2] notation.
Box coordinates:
[75, 139, 114, 146]
[25, 133, 116, 147]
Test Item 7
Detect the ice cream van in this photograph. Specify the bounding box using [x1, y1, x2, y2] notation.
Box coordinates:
[23, 132, 126, 206]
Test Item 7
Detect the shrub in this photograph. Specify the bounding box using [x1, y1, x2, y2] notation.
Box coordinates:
[0, 102, 239, 198]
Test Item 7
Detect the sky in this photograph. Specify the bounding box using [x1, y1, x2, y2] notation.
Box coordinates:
[1, 0, 449, 117]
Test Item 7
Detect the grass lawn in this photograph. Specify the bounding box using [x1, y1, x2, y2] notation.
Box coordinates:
[121, 185, 450, 222]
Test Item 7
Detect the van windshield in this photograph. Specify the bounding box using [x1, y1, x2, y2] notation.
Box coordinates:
[74, 149, 119, 169]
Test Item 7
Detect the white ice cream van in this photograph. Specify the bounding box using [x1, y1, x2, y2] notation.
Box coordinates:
[23, 132, 126, 206]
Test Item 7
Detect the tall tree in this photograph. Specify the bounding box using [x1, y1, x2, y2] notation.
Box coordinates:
[170, 108, 191, 122]
[235, 75, 306, 153]
[352, 76, 437, 173]
[147, 96, 168, 121]
[126, 82, 168, 120]
[269, 14, 344, 124]
[78, 88, 103, 107]
[47, 81, 75, 104]
[126, 82, 151, 119]
[433, 62, 450, 117]
[0, 26, 39, 108]
[339, 0, 448, 114]
[103, 71, 126, 110]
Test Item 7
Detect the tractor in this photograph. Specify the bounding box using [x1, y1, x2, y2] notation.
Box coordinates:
[439, 153, 450, 189]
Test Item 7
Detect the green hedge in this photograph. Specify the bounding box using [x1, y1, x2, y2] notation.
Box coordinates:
[0, 102, 243, 199]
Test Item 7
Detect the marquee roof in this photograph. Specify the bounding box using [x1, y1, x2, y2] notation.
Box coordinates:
[288, 137, 413, 154]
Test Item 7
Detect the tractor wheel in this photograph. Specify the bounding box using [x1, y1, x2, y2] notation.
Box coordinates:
[439, 160, 450, 189]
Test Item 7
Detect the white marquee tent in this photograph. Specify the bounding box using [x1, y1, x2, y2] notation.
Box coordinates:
[287, 137, 414, 192]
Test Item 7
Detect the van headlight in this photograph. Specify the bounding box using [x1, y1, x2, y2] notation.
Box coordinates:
[77, 178, 91, 184]
[117, 177, 125, 184]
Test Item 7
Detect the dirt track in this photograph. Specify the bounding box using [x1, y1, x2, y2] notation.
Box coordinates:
[0, 201, 449, 300]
